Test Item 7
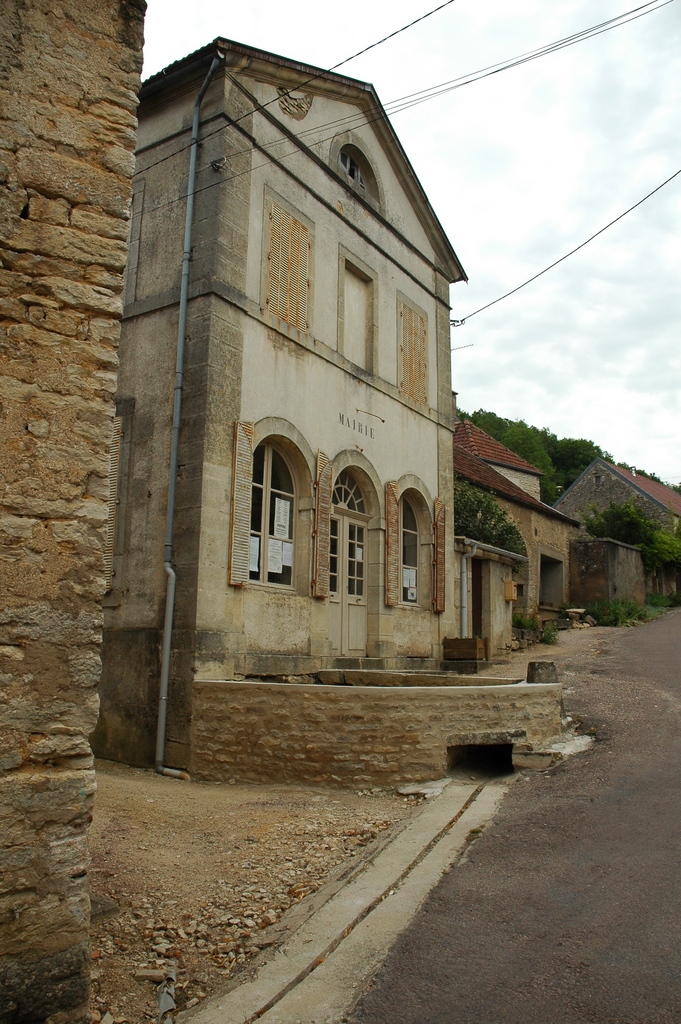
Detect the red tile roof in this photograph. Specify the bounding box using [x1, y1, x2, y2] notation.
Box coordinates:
[609, 464, 681, 517]
[452, 443, 579, 524]
[453, 419, 542, 476]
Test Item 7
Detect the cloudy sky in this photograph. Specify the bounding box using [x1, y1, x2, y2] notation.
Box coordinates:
[142, 0, 681, 484]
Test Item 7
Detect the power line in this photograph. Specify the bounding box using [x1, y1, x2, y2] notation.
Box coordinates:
[139, 0, 460, 177]
[450, 167, 681, 334]
[138, 0, 674, 218]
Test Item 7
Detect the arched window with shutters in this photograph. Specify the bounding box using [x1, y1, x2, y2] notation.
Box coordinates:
[249, 443, 295, 586]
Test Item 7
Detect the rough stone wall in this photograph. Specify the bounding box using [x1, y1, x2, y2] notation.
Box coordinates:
[0, 3, 144, 1021]
[557, 462, 673, 529]
[190, 680, 564, 786]
[570, 538, 646, 605]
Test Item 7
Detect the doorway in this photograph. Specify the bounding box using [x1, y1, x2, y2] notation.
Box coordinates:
[329, 471, 368, 657]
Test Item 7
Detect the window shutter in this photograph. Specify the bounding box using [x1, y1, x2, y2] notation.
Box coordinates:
[229, 421, 254, 585]
[104, 416, 122, 591]
[313, 451, 332, 598]
[432, 497, 446, 614]
[385, 480, 400, 607]
[399, 302, 427, 405]
[268, 202, 309, 332]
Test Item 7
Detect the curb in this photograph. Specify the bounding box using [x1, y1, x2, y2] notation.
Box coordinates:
[181, 780, 509, 1024]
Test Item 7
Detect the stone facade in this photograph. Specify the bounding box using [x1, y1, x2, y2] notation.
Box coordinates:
[570, 538, 646, 606]
[95, 40, 467, 772]
[0, 2, 144, 1020]
[190, 679, 565, 786]
[556, 458, 680, 530]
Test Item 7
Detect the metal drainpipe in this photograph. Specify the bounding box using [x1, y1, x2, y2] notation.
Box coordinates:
[460, 541, 478, 638]
[156, 52, 224, 779]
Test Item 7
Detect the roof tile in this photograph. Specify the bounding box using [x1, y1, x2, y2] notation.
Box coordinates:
[453, 420, 542, 476]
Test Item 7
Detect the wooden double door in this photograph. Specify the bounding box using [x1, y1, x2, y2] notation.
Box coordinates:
[329, 512, 367, 657]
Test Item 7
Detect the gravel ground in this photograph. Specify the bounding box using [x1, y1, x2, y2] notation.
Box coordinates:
[88, 762, 416, 1022]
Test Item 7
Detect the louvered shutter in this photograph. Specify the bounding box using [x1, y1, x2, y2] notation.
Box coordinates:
[385, 481, 400, 607]
[104, 416, 122, 591]
[229, 421, 254, 585]
[399, 302, 427, 405]
[268, 202, 309, 332]
[313, 451, 332, 598]
[432, 497, 446, 614]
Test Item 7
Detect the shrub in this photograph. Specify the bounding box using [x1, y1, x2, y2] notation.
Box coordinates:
[645, 593, 671, 608]
[541, 621, 559, 644]
[585, 598, 649, 627]
[512, 612, 540, 630]
[454, 478, 527, 557]
[584, 500, 681, 574]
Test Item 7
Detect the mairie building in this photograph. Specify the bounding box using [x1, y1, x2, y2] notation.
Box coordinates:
[94, 38, 468, 770]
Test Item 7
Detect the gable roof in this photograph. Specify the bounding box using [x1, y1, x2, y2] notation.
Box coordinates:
[556, 457, 681, 517]
[139, 39, 466, 284]
[453, 443, 579, 524]
[453, 419, 542, 477]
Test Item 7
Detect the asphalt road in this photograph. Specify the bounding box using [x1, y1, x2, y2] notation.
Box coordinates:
[349, 609, 681, 1024]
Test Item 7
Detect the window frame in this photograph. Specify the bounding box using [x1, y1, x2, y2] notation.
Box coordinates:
[400, 496, 420, 605]
[249, 442, 297, 589]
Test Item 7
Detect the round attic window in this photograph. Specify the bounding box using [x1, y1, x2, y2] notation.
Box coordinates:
[338, 145, 378, 202]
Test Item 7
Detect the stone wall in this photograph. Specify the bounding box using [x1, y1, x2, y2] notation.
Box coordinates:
[557, 461, 674, 529]
[0, 2, 144, 1021]
[190, 680, 564, 786]
[570, 538, 646, 606]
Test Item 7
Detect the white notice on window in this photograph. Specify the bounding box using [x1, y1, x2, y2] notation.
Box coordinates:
[408, 587, 417, 602]
[274, 497, 290, 539]
[268, 538, 283, 574]
[249, 535, 260, 573]
[282, 541, 293, 567]
[356, 545, 363, 561]
[402, 568, 410, 589]
[403, 567, 416, 588]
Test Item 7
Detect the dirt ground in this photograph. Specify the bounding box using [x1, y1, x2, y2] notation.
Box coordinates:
[88, 764, 419, 1022]
[87, 623, 614, 1023]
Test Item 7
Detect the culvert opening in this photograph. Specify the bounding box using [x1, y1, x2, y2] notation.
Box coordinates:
[447, 743, 514, 779]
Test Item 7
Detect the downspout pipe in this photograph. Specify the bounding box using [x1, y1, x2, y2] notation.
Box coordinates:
[156, 53, 224, 779]
[460, 542, 478, 639]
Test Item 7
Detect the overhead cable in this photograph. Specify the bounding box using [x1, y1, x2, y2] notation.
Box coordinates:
[450, 167, 681, 333]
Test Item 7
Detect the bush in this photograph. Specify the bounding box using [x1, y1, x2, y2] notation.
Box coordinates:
[541, 621, 559, 644]
[584, 500, 681, 575]
[646, 593, 671, 608]
[512, 612, 540, 630]
[454, 478, 527, 557]
[585, 598, 649, 627]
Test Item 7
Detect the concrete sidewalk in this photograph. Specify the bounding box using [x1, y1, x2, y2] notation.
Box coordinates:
[180, 779, 509, 1024]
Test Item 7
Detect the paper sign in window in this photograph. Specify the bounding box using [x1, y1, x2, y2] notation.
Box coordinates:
[249, 536, 260, 573]
[356, 545, 363, 560]
[274, 497, 290, 539]
[403, 568, 416, 589]
[408, 587, 417, 602]
[268, 538, 283, 574]
[282, 541, 293, 567]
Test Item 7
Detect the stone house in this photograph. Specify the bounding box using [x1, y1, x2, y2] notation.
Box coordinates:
[93, 39, 468, 773]
[555, 457, 681, 529]
[452, 434, 580, 623]
[0, 1, 144, 1020]
[453, 417, 543, 500]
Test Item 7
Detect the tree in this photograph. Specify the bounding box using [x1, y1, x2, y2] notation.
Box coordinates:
[453, 478, 527, 556]
[583, 500, 681, 574]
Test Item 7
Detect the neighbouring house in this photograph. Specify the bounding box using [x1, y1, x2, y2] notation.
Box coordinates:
[453, 416, 543, 500]
[452, 435, 581, 625]
[93, 38, 469, 774]
[555, 457, 681, 529]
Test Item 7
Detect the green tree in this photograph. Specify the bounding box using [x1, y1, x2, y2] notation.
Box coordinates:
[583, 500, 681, 574]
[453, 478, 527, 556]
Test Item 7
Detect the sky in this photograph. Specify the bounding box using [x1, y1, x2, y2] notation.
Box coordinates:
[142, 0, 681, 485]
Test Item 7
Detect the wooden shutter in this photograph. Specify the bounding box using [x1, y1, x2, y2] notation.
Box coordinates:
[229, 421, 254, 585]
[432, 497, 446, 614]
[268, 202, 309, 332]
[385, 481, 400, 607]
[313, 451, 332, 598]
[399, 301, 427, 405]
[104, 416, 123, 591]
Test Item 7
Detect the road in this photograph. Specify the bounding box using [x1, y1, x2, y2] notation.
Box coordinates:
[349, 609, 681, 1024]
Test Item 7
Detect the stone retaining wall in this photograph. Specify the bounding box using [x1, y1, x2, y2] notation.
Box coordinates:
[0, 3, 144, 1021]
[190, 680, 564, 786]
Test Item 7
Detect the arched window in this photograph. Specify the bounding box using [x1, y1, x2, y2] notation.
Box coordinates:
[401, 497, 419, 603]
[332, 470, 366, 513]
[338, 145, 379, 202]
[250, 443, 295, 586]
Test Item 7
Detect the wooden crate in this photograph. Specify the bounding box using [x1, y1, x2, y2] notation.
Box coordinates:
[443, 637, 488, 661]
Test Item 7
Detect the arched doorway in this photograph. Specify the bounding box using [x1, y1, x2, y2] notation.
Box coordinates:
[329, 470, 368, 656]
